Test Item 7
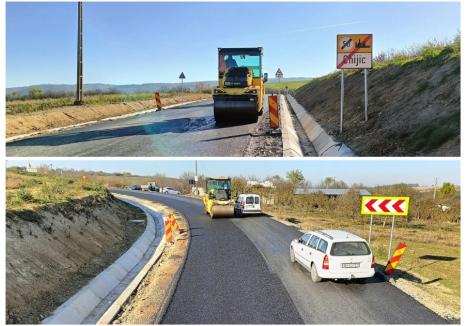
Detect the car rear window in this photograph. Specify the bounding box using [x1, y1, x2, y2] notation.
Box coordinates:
[246, 196, 254, 204]
[330, 241, 370, 256]
[255, 196, 260, 204]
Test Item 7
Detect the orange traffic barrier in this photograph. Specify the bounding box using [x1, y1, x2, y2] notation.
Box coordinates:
[155, 92, 162, 109]
[384, 242, 406, 275]
[169, 213, 179, 231]
[268, 95, 280, 129]
[164, 219, 173, 242]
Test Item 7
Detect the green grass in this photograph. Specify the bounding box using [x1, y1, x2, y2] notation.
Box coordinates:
[6, 92, 171, 115]
[6, 169, 108, 209]
[266, 79, 312, 90]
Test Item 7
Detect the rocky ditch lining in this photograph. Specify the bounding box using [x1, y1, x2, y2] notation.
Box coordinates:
[5, 193, 146, 324]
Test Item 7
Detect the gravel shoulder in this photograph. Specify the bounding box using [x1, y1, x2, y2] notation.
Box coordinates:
[112, 199, 189, 324]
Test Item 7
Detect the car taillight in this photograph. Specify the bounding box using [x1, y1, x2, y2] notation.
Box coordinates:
[322, 255, 329, 270]
[241, 203, 245, 208]
[371, 255, 376, 269]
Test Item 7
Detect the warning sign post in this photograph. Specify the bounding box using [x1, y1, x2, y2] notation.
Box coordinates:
[361, 195, 410, 260]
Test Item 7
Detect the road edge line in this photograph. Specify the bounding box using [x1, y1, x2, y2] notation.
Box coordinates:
[6, 99, 209, 143]
[279, 94, 303, 157]
[285, 94, 355, 157]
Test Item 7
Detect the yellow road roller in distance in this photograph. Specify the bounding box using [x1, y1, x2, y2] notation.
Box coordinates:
[203, 177, 235, 218]
[213, 47, 268, 124]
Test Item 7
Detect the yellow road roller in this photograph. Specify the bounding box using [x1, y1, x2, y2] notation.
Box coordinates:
[203, 177, 235, 218]
[213, 47, 268, 124]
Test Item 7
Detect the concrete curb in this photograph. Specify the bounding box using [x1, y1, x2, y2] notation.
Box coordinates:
[278, 95, 303, 157]
[6, 99, 209, 143]
[43, 195, 166, 324]
[285, 95, 355, 157]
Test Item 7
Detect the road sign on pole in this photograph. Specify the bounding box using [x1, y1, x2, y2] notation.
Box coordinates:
[337, 34, 373, 132]
[179, 72, 186, 92]
[275, 68, 283, 94]
[361, 196, 410, 260]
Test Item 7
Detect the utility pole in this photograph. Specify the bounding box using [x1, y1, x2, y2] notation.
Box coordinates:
[433, 177, 438, 200]
[75, 2, 83, 105]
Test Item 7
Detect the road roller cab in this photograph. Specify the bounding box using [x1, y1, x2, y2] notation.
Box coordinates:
[213, 47, 268, 124]
[203, 177, 235, 218]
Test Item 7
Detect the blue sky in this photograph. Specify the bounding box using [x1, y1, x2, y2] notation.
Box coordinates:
[6, 159, 460, 186]
[6, 1, 460, 87]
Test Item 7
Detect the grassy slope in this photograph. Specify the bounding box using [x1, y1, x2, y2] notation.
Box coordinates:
[6, 168, 108, 210]
[266, 80, 312, 90]
[294, 37, 460, 156]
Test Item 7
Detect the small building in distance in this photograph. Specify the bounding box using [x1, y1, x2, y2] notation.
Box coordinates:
[294, 188, 371, 198]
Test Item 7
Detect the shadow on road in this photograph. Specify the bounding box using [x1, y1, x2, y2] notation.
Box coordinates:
[7, 116, 228, 147]
[202, 132, 252, 142]
[171, 102, 213, 110]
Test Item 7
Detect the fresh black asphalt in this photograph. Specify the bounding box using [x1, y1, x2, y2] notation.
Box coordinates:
[6, 101, 258, 157]
[112, 190, 302, 324]
[112, 190, 447, 324]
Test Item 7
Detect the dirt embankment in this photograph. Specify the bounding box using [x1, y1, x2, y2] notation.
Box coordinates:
[6, 193, 146, 324]
[294, 54, 460, 156]
[6, 93, 211, 138]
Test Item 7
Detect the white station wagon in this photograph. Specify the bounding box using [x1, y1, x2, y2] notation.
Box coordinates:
[290, 230, 375, 282]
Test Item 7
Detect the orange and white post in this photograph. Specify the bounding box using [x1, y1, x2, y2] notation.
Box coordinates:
[164, 219, 173, 242]
[268, 95, 280, 130]
[169, 213, 179, 232]
[384, 242, 406, 275]
[154, 92, 162, 109]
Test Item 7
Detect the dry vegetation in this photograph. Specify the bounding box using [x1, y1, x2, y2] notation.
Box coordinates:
[6, 167, 108, 210]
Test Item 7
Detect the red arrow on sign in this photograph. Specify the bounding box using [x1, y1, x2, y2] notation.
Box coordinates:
[379, 199, 391, 212]
[392, 200, 405, 213]
[365, 199, 377, 212]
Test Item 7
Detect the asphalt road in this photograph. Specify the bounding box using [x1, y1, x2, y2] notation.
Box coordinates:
[112, 190, 446, 324]
[6, 100, 259, 157]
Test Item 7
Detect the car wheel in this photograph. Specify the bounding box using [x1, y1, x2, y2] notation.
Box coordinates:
[290, 247, 296, 263]
[310, 264, 322, 283]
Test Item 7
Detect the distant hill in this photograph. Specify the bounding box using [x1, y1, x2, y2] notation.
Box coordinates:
[6, 77, 311, 96]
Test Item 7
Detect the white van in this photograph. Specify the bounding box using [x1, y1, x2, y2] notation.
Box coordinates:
[234, 194, 261, 216]
[290, 230, 375, 282]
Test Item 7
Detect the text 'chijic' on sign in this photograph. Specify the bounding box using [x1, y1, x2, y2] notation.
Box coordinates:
[337, 34, 373, 69]
[360, 196, 410, 216]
